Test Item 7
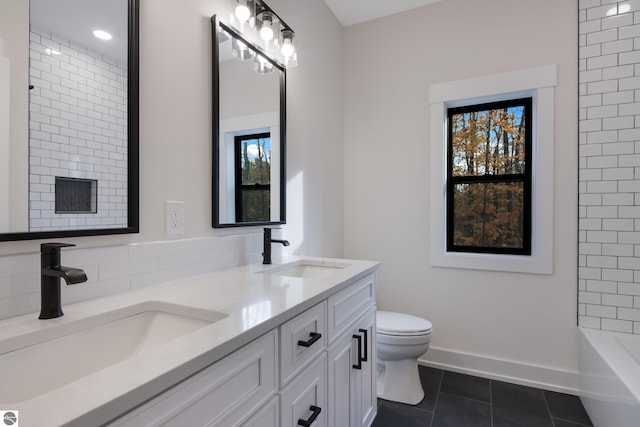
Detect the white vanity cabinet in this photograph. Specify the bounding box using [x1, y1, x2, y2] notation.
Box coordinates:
[108, 273, 376, 427]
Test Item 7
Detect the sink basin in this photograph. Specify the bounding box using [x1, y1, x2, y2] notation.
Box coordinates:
[0, 301, 227, 403]
[261, 259, 350, 278]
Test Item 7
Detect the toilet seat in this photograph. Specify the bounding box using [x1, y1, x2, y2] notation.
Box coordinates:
[377, 311, 432, 336]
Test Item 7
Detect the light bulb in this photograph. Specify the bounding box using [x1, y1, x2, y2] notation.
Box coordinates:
[281, 39, 294, 57]
[280, 30, 295, 58]
[260, 23, 273, 41]
[235, 0, 251, 22]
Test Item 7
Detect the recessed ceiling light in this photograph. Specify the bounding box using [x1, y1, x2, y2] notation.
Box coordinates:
[93, 30, 112, 40]
[45, 48, 61, 55]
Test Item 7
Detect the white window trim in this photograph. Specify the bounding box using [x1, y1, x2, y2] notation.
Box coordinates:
[429, 65, 556, 274]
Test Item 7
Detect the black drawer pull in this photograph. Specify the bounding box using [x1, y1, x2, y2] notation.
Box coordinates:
[297, 332, 322, 348]
[297, 405, 321, 426]
[352, 334, 362, 370]
[359, 328, 368, 362]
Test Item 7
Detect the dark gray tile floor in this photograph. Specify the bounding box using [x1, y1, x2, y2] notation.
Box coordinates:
[372, 366, 593, 427]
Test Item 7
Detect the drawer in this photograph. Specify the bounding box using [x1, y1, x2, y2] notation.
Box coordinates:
[240, 396, 279, 427]
[279, 352, 327, 427]
[212, 395, 279, 427]
[109, 330, 278, 427]
[327, 274, 375, 343]
[280, 301, 327, 386]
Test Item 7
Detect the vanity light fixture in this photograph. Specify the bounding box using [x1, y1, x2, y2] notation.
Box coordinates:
[254, 54, 274, 74]
[227, 0, 297, 68]
[93, 30, 112, 40]
[231, 37, 255, 61]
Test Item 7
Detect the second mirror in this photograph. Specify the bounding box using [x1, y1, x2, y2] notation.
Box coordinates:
[212, 16, 286, 228]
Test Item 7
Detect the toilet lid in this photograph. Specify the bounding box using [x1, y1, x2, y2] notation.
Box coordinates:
[377, 311, 432, 335]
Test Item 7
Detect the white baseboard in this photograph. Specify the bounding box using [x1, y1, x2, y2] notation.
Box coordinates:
[419, 347, 580, 396]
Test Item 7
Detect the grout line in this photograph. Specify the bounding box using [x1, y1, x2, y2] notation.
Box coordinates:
[541, 389, 556, 427]
[489, 379, 494, 427]
[428, 369, 444, 427]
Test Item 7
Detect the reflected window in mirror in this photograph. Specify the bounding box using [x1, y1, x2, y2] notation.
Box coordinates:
[235, 132, 271, 223]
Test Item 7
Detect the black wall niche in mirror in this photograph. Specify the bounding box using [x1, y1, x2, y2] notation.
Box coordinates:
[0, 0, 139, 241]
[211, 15, 286, 228]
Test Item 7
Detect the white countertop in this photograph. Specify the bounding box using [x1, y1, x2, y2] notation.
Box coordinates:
[0, 257, 379, 427]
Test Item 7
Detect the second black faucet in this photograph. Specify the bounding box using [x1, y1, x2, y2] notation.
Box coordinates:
[263, 228, 290, 264]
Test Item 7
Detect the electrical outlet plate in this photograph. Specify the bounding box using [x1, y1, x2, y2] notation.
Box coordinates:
[165, 201, 185, 235]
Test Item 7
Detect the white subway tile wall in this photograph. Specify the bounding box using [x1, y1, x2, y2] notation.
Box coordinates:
[0, 234, 263, 321]
[28, 28, 128, 231]
[579, 0, 640, 335]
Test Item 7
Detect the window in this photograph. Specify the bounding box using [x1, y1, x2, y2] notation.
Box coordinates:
[429, 65, 556, 274]
[447, 98, 532, 255]
[234, 133, 271, 222]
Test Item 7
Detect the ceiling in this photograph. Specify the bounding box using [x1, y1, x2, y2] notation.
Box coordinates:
[322, 0, 444, 27]
[30, 0, 128, 64]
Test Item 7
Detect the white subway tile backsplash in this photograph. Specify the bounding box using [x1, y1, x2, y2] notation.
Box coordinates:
[586, 304, 618, 318]
[601, 318, 634, 332]
[0, 234, 262, 321]
[619, 307, 640, 320]
[602, 293, 635, 306]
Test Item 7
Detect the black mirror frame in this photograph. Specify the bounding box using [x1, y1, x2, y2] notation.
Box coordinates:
[0, 0, 140, 242]
[211, 15, 287, 228]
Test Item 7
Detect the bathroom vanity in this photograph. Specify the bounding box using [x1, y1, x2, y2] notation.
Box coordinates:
[0, 257, 378, 427]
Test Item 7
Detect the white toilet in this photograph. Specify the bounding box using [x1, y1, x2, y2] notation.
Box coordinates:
[376, 311, 432, 405]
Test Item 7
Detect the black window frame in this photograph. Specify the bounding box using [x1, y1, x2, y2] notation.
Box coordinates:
[446, 97, 533, 255]
[234, 132, 271, 223]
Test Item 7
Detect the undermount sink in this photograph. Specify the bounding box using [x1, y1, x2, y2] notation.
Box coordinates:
[261, 259, 350, 278]
[0, 301, 227, 403]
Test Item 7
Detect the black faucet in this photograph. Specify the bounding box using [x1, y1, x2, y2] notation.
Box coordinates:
[39, 243, 88, 319]
[263, 228, 290, 264]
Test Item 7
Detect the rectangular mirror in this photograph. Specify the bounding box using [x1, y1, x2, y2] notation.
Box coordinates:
[0, 0, 139, 241]
[211, 15, 286, 228]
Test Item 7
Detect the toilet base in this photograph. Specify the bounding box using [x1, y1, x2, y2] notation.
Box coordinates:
[377, 358, 424, 405]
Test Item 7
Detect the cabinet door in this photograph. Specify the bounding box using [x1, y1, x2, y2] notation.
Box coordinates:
[356, 308, 376, 427]
[327, 323, 357, 426]
[280, 353, 327, 427]
[327, 307, 376, 427]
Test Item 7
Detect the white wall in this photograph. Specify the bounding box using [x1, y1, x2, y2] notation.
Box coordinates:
[0, 0, 344, 317]
[343, 0, 579, 391]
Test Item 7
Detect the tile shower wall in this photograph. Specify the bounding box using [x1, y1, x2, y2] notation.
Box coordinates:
[0, 233, 262, 321]
[579, 0, 640, 335]
[28, 28, 127, 231]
